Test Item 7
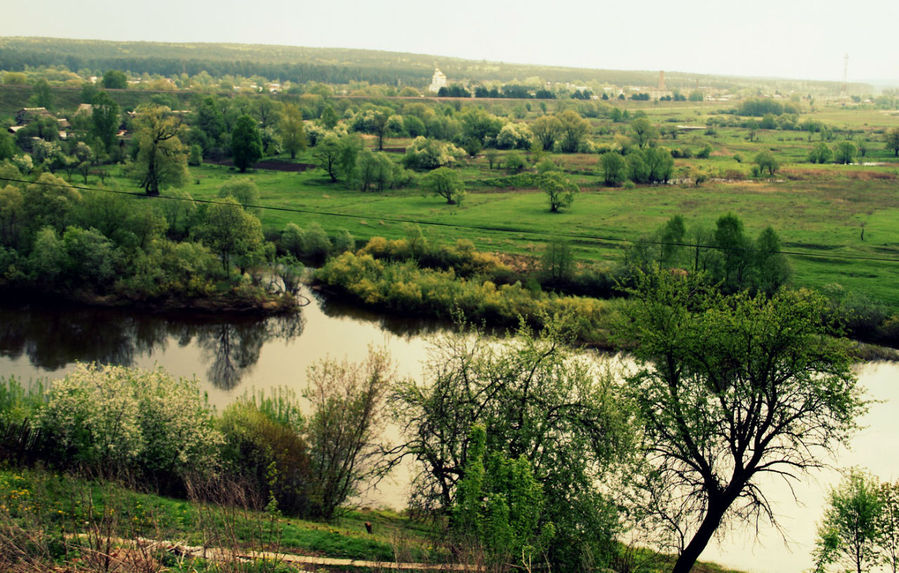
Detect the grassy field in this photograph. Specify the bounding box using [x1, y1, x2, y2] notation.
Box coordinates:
[98, 143, 899, 311]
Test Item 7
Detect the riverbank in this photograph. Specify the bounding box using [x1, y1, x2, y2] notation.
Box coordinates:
[311, 254, 899, 361]
[0, 284, 301, 316]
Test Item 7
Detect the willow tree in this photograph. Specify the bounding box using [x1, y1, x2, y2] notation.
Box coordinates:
[622, 270, 866, 573]
[131, 105, 188, 196]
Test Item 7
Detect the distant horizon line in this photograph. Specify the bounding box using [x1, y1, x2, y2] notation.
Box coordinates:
[1, 34, 893, 88]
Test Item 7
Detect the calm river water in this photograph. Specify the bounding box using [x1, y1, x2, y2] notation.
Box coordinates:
[0, 290, 896, 573]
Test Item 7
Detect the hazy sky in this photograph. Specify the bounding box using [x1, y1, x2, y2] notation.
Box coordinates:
[5, 0, 899, 83]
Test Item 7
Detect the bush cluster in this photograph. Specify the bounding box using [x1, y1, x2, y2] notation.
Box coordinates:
[1, 357, 388, 520]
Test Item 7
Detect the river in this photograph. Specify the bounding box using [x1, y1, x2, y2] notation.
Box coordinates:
[0, 290, 896, 573]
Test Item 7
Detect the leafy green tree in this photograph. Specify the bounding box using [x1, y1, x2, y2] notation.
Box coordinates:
[714, 213, 753, 292]
[356, 149, 399, 192]
[279, 103, 307, 160]
[231, 115, 263, 172]
[218, 179, 260, 215]
[91, 91, 120, 152]
[540, 238, 573, 284]
[557, 109, 590, 153]
[834, 141, 857, 164]
[878, 481, 899, 573]
[423, 166, 465, 205]
[539, 171, 578, 213]
[194, 95, 226, 151]
[754, 150, 779, 175]
[599, 152, 626, 186]
[394, 321, 629, 570]
[313, 134, 342, 182]
[281, 222, 304, 259]
[809, 142, 834, 164]
[531, 115, 562, 151]
[196, 197, 264, 272]
[627, 152, 650, 184]
[0, 184, 24, 246]
[131, 105, 189, 196]
[450, 425, 552, 569]
[29, 79, 54, 109]
[659, 215, 686, 265]
[885, 128, 899, 157]
[102, 70, 128, 90]
[0, 131, 15, 162]
[460, 107, 503, 146]
[402, 136, 463, 170]
[754, 226, 791, 295]
[302, 222, 332, 263]
[352, 106, 392, 151]
[305, 348, 393, 519]
[495, 122, 533, 150]
[814, 470, 883, 573]
[630, 117, 657, 149]
[621, 271, 865, 573]
[644, 147, 674, 183]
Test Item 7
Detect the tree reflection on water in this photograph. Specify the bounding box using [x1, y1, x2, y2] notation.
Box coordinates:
[0, 305, 305, 389]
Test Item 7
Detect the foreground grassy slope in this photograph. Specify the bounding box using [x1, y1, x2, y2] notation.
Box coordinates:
[0, 466, 744, 573]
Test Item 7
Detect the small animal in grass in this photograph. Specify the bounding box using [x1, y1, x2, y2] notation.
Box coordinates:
[365, 521, 373, 534]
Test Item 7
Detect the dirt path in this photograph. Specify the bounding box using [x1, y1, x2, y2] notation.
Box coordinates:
[69, 535, 482, 571]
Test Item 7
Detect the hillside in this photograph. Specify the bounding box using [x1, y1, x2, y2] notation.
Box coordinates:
[0, 36, 864, 94]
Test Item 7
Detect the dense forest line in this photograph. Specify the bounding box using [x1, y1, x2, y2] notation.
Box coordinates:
[0, 37, 862, 94]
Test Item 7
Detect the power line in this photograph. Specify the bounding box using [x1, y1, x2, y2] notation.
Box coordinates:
[2, 175, 898, 264]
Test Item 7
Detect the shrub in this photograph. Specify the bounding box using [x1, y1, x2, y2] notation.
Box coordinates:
[220, 388, 312, 516]
[35, 364, 222, 490]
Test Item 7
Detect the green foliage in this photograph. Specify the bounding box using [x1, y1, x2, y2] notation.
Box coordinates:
[29, 78, 53, 108]
[218, 179, 260, 214]
[196, 196, 265, 272]
[450, 425, 552, 569]
[301, 222, 332, 263]
[131, 104, 189, 196]
[531, 115, 562, 151]
[91, 91, 120, 152]
[402, 136, 463, 170]
[278, 103, 306, 160]
[808, 142, 834, 164]
[885, 127, 899, 157]
[220, 389, 312, 516]
[102, 69, 128, 90]
[814, 470, 883, 573]
[0, 131, 15, 162]
[231, 114, 263, 172]
[540, 238, 573, 284]
[622, 271, 865, 573]
[280, 222, 304, 258]
[355, 149, 402, 192]
[394, 319, 629, 570]
[316, 250, 618, 346]
[423, 166, 465, 205]
[538, 171, 578, 212]
[504, 152, 527, 173]
[495, 122, 533, 150]
[630, 117, 656, 149]
[754, 150, 779, 176]
[35, 363, 222, 487]
[557, 109, 590, 153]
[833, 141, 857, 165]
[600, 152, 626, 186]
[305, 348, 393, 519]
[188, 143, 203, 166]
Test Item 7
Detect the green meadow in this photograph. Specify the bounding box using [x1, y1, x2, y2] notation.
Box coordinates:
[105, 149, 899, 310]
